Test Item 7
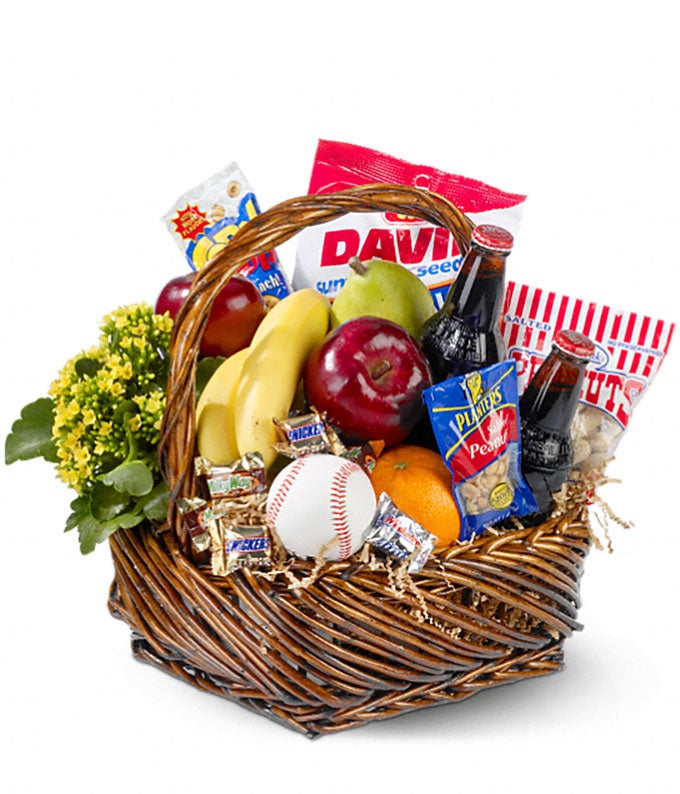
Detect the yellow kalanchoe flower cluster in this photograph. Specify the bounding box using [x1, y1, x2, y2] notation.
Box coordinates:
[49, 303, 173, 493]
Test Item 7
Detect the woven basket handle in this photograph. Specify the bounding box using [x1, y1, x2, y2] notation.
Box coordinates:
[158, 183, 474, 550]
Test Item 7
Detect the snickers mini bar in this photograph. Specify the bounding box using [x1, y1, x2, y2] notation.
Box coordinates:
[363, 492, 437, 573]
[211, 521, 272, 576]
[273, 408, 345, 458]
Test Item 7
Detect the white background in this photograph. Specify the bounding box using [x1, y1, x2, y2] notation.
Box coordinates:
[1, 2, 678, 793]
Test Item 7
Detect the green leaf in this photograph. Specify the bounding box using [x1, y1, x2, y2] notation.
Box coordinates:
[76, 510, 145, 555]
[76, 515, 108, 554]
[74, 357, 103, 379]
[112, 399, 139, 423]
[65, 495, 90, 533]
[90, 481, 133, 521]
[137, 480, 170, 522]
[196, 356, 225, 400]
[5, 397, 58, 464]
[65, 490, 152, 553]
[100, 460, 154, 496]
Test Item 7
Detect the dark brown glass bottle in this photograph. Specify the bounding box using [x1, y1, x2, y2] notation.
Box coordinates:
[519, 329, 595, 522]
[418, 224, 512, 382]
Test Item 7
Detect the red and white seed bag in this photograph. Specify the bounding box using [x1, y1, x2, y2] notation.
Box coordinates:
[500, 282, 675, 471]
[293, 140, 527, 308]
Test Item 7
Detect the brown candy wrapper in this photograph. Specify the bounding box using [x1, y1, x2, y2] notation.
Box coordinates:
[273, 409, 345, 458]
[363, 492, 437, 573]
[195, 453, 267, 505]
[340, 439, 385, 474]
[176, 497, 214, 554]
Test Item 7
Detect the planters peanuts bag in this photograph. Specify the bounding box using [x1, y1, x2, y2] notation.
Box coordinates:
[423, 361, 537, 540]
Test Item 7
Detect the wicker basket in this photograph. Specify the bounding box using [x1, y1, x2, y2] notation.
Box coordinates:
[107, 184, 594, 737]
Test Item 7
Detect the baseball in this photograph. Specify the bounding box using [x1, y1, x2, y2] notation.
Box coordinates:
[266, 454, 377, 561]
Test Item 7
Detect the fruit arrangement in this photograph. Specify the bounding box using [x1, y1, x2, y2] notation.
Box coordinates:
[168, 212, 584, 575]
[148, 216, 625, 573]
[183, 267, 457, 571]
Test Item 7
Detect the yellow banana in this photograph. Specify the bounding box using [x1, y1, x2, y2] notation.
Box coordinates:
[248, 286, 321, 348]
[234, 288, 330, 467]
[196, 346, 250, 464]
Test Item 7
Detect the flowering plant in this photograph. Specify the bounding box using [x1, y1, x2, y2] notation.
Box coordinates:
[6, 304, 175, 553]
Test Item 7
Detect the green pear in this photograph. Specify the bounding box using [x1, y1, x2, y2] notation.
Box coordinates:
[330, 257, 436, 338]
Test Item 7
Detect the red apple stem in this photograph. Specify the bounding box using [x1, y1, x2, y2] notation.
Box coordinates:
[348, 256, 369, 276]
[370, 360, 392, 380]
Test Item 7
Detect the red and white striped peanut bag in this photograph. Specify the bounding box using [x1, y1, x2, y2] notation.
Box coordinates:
[500, 282, 675, 472]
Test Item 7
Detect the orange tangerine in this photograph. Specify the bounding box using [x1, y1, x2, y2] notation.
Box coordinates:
[369, 444, 461, 548]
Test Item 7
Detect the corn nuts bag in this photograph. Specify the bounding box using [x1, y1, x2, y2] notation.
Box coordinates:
[163, 162, 291, 301]
[423, 361, 538, 540]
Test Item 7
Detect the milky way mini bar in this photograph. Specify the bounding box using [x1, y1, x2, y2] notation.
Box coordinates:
[195, 453, 267, 501]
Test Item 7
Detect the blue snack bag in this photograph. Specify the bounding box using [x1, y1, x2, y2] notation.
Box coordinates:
[423, 361, 538, 541]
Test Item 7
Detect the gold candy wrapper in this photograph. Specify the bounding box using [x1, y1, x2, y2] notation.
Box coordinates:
[273, 409, 345, 458]
[209, 518, 272, 576]
[176, 496, 213, 553]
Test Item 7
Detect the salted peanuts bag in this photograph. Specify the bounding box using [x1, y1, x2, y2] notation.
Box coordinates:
[423, 361, 538, 540]
[293, 140, 527, 308]
[501, 282, 675, 471]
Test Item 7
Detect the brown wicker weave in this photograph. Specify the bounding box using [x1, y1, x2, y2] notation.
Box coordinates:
[107, 184, 594, 737]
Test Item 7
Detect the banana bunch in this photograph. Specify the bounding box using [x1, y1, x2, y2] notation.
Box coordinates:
[196, 288, 330, 468]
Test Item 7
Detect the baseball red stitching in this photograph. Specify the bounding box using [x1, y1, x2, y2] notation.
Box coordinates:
[267, 457, 307, 526]
[329, 460, 357, 560]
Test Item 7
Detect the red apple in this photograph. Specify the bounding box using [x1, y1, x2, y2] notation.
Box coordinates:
[154, 273, 194, 318]
[155, 273, 267, 358]
[303, 317, 432, 446]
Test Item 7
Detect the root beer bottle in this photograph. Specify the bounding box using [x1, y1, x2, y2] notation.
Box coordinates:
[418, 224, 512, 382]
[519, 329, 595, 522]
